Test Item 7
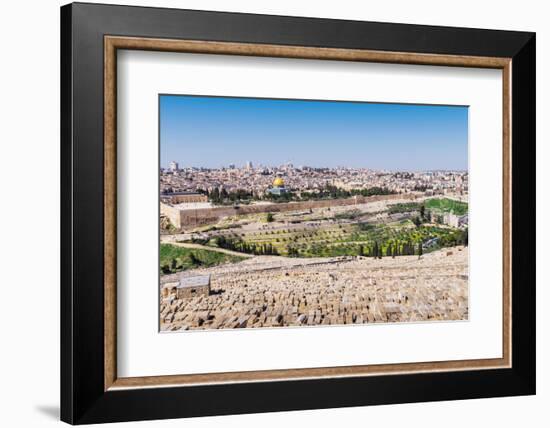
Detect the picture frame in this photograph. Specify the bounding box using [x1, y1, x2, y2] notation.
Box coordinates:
[61, 2, 535, 424]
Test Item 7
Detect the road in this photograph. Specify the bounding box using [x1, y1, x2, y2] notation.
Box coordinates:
[160, 238, 255, 258]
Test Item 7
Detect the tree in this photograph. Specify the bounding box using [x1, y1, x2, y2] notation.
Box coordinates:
[210, 187, 220, 203]
[420, 204, 426, 220]
[266, 212, 274, 223]
[287, 246, 299, 257]
[418, 242, 423, 258]
[413, 216, 422, 227]
[188, 253, 200, 266]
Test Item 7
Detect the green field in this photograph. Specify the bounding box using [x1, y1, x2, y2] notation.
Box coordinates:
[160, 244, 246, 275]
[425, 198, 468, 215]
[387, 202, 421, 214]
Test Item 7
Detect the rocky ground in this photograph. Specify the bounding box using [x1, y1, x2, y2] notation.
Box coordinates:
[160, 247, 468, 331]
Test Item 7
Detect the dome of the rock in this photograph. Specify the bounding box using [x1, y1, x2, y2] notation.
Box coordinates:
[273, 177, 285, 187]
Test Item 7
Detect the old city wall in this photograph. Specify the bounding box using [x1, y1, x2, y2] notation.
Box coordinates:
[160, 203, 184, 229]
[162, 194, 208, 204]
[174, 193, 418, 228]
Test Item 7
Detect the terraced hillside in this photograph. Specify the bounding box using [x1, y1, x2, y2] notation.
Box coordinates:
[173, 197, 468, 259]
[215, 219, 467, 258]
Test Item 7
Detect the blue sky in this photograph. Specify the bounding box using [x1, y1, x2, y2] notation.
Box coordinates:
[160, 95, 468, 171]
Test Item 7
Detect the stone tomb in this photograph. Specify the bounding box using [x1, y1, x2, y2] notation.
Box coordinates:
[175, 274, 211, 299]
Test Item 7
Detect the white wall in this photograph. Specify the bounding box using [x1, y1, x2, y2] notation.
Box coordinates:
[0, 1, 546, 427]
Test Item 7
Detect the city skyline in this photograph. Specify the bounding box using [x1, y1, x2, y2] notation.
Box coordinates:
[160, 94, 468, 171]
[165, 161, 468, 173]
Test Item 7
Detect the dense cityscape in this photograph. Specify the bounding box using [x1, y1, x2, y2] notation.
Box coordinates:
[158, 93, 469, 331]
[159, 160, 469, 331]
[161, 161, 468, 201]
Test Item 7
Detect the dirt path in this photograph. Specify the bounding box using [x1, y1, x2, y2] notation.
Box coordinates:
[161, 239, 255, 258]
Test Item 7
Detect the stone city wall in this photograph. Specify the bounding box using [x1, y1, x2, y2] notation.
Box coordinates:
[167, 193, 419, 229]
[161, 193, 208, 204]
[160, 202, 184, 229]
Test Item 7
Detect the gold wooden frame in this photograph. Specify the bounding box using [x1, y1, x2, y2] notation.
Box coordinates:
[104, 36, 512, 391]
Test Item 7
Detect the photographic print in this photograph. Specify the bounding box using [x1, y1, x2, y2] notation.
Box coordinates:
[159, 95, 469, 331]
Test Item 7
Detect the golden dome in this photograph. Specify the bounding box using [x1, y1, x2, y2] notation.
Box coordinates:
[273, 177, 285, 187]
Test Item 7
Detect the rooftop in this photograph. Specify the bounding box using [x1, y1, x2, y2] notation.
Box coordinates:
[178, 274, 211, 289]
[173, 202, 213, 210]
[161, 191, 204, 196]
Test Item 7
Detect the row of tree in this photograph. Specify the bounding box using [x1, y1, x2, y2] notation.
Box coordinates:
[212, 228, 467, 259]
[360, 241, 423, 258]
[205, 188, 254, 204]
[205, 185, 397, 204]
[298, 185, 396, 201]
[215, 235, 279, 256]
